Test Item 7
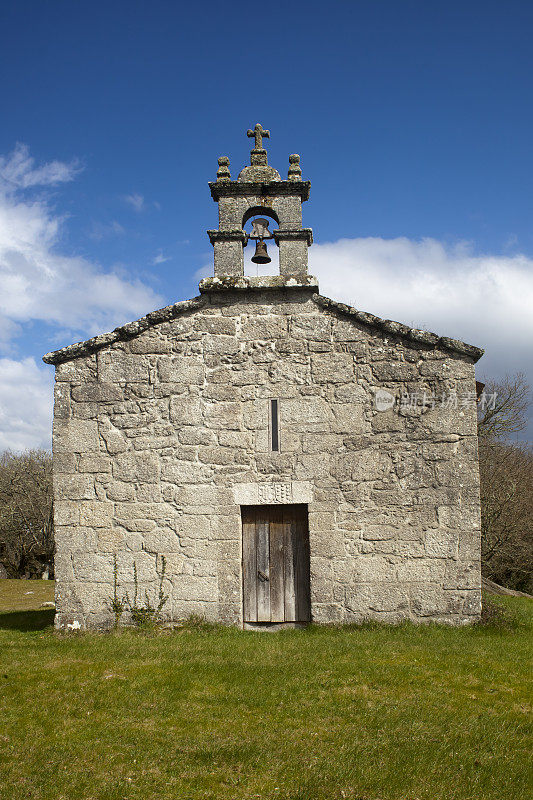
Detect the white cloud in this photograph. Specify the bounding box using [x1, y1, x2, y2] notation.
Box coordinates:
[0, 144, 165, 451]
[0, 147, 163, 344]
[310, 236, 533, 379]
[310, 237, 533, 439]
[152, 250, 170, 265]
[0, 358, 53, 451]
[89, 220, 125, 240]
[124, 193, 145, 212]
[0, 143, 80, 189]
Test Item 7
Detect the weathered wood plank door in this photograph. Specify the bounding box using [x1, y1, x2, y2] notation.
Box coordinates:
[242, 504, 310, 624]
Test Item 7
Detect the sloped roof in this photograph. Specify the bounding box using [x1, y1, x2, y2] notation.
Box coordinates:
[42, 277, 483, 365]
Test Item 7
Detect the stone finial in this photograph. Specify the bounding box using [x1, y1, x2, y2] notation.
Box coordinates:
[288, 154, 302, 181]
[247, 123, 270, 168]
[247, 123, 270, 151]
[216, 156, 231, 182]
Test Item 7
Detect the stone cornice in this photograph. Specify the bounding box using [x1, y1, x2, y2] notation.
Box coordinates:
[199, 275, 319, 293]
[312, 294, 484, 362]
[209, 180, 311, 201]
[207, 229, 248, 244]
[273, 228, 313, 245]
[41, 285, 483, 366]
[42, 297, 207, 365]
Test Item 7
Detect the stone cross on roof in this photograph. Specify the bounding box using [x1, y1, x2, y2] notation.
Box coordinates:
[247, 123, 270, 150]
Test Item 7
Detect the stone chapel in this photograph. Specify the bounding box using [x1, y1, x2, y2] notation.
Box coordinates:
[44, 124, 484, 630]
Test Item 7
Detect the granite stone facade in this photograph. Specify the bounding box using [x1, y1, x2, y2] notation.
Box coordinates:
[44, 126, 483, 629]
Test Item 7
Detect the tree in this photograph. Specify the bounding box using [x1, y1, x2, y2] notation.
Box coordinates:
[477, 373, 533, 592]
[477, 372, 530, 440]
[0, 450, 54, 578]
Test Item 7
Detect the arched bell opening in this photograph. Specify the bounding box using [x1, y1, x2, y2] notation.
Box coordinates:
[243, 209, 280, 277]
[242, 206, 280, 228]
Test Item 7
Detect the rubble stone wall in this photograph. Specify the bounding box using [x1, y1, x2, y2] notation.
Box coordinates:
[52, 287, 481, 629]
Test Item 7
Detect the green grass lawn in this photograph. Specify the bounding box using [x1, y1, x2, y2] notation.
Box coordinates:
[0, 578, 54, 613]
[0, 584, 531, 800]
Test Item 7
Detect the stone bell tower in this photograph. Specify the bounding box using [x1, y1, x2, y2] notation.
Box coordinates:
[207, 123, 313, 279]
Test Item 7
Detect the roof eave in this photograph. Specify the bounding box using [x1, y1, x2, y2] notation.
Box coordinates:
[42, 287, 484, 366]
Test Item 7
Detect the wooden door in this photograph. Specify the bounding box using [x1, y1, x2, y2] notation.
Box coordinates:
[242, 504, 310, 624]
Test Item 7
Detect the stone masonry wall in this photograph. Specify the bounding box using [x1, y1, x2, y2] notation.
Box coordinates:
[52, 287, 482, 629]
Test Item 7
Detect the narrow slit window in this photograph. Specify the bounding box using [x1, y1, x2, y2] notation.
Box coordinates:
[270, 399, 279, 452]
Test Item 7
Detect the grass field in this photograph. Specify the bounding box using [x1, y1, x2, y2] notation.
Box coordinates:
[0, 578, 54, 613]
[0, 580, 531, 800]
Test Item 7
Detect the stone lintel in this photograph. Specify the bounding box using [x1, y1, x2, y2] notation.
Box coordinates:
[209, 180, 311, 202]
[198, 275, 320, 293]
[233, 481, 313, 505]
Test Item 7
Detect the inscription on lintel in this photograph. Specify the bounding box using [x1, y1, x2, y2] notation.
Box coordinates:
[233, 481, 313, 506]
[257, 483, 292, 504]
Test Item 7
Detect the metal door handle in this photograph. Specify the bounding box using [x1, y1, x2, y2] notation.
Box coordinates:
[258, 570, 269, 582]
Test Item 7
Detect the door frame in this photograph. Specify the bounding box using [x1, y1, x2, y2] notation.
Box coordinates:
[241, 503, 311, 629]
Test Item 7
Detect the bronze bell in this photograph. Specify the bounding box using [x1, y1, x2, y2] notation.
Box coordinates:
[251, 239, 271, 264]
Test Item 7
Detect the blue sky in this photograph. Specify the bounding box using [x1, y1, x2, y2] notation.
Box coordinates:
[0, 0, 532, 448]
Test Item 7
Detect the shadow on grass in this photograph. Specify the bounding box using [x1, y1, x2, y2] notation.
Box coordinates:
[0, 609, 55, 632]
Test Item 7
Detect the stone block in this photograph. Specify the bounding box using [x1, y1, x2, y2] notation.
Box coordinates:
[424, 528, 458, 558]
[349, 555, 397, 583]
[97, 528, 127, 551]
[332, 404, 368, 434]
[115, 550, 158, 583]
[291, 315, 331, 341]
[203, 401, 241, 430]
[99, 419, 128, 455]
[78, 455, 111, 473]
[280, 396, 334, 430]
[72, 383, 123, 402]
[172, 574, 218, 602]
[54, 382, 71, 419]
[197, 447, 235, 465]
[444, 560, 481, 591]
[346, 583, 409, 613]
[332, 319, 367, 342]
[143, 528, 181, 552]
[53, 419, 99, 454]
[53, 453, 77, 473]
[100, 479, 135, 501]
[371, 410, 405, 433]
[410, 585, 449, 617]
[170, 396, 202, 425]
[463, 590, 482, 616]
[98, 352, 150, 383]
[175, 484, 219, 507]
[79, 501, 114, 528]
[129, 334, 172, 354]
[311, 353, 354, 384]
[113, 451, 160, 483]
[178, 426, 216, 446]
[396, 558, 446, 583]
[372, 363, 419, 381]
[203, 336, 240, 355]
[240, 317, 287, 339]
[161, 461, 213, 484]
[135, 483, 163, 502]
[203, 384, 240, 401]
[194, 316, 236, 335]
[157, 356, 204, 384]
[73, 553, 115, 582]
[54, 501, 79, 526]
[55, 356, 97, 383]
[54, 474, 95, 501]
[218, 429, 252, 448]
